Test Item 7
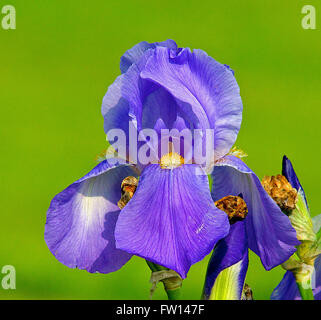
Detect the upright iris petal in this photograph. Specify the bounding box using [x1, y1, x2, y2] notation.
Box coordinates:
[211, 155, 299, 270]
[120, 40, 177, 74]
[140, 46, 243, 161]
[102, 42, 243, 168]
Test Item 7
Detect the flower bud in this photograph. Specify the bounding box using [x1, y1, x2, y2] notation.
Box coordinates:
[261, 174, 297, 214]
[215, 195, 248, 224]
[118, 176, 138, 209]
[262, 174, 315, 241]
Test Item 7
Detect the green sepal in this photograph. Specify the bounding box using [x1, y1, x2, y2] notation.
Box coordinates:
[315, 225, 321, 241]
[288, 193, 315, 242]
[281, 253, 302, 271]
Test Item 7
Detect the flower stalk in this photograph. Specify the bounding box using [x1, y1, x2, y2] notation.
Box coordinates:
[146, 261, 182, 300]
[297, 281, 315, 300]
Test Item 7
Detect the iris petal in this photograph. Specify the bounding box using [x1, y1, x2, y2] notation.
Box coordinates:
[282, 155, 308, 208]
[313, 255, 321, 299]
[115, 164, 230, 278]
[140, 47, 243, 160]
[142, 87, 181, 132]
[120, 40, 177, 74]
[212, 155, 299, 270]
[103, 43, 242, 169]
[270, 270, 299, 300]
[45, 160, 137, 273]
[121, 56, 200, 163]
[103, 42, 178, 137]
[101, 74, 132, 136]
[203, 220, 248, 300]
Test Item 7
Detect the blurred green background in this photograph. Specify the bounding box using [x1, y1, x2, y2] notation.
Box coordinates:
[0, 0, 320, 300]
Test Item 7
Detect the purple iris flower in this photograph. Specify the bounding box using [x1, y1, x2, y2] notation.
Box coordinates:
[45, 40, 298, 279]
[271, 156, 321, 300]
[204, 154, 303, 299]
[203, 219, 249, 299]
[211, 156, 299, 270]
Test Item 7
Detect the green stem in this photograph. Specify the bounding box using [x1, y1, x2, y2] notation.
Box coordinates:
[296, 282, 315, 300]
[146, 260, 158, 272]
[146, 260, 182, 300]
[165, 288, 181, 300]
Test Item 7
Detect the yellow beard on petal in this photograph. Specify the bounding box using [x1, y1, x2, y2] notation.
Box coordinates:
[159, 152, 184, 169]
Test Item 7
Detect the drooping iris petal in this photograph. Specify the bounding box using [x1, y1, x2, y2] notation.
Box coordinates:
[282, 155, 308, 208]
[45, 160, 137, 273]
[271, 255, 321, 300]
[120, 40, 177, 74]
[212, 155, 300, 270]
[203, 220, 248, 300]
[140, 47, 243, 160]
[115, 164, 230, 278]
